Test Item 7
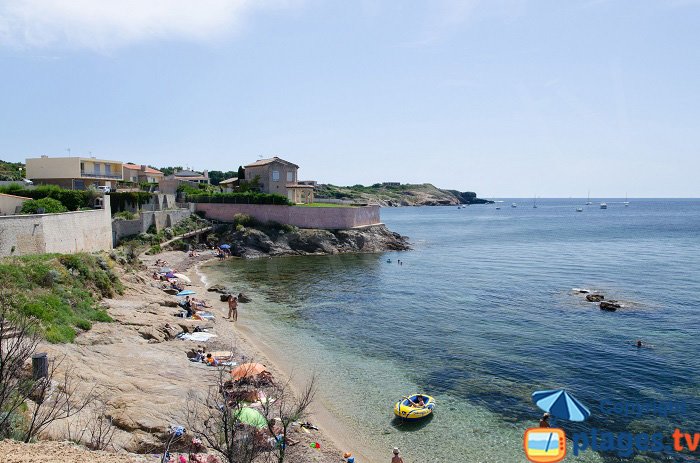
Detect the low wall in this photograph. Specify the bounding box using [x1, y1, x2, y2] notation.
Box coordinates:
[0, 196, 112, 257]
[194, 203, 381, 229]
[112, 208, 192, 244]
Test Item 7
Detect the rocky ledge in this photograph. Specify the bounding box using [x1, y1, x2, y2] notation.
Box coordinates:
[220, 224, 410, 258]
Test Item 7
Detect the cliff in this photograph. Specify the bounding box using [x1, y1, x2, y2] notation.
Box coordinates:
[219, 223, 410, 258]
[314, 183, 490, 207]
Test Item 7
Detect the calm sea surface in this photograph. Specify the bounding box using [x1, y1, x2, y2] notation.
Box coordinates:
[205, 199, 700, 462]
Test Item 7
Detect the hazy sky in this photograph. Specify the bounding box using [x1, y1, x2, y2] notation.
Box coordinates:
[1, 0, 698, 197]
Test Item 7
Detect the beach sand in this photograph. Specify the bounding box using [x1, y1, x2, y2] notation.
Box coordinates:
[1, 250, 367, 463]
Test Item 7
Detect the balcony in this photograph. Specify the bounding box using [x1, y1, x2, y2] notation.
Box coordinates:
[81, 171, 122, 179]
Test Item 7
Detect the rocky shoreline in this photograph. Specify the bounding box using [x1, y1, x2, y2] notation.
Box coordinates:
[16, 251, 351, 463]
[219, 223, 410, 259]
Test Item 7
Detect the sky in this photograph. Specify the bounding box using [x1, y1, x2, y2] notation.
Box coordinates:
[0, 0, 698, 197]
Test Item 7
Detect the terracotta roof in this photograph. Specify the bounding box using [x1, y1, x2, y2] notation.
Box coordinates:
[123, 163, 163, 174]
[244, 156, 299, 169]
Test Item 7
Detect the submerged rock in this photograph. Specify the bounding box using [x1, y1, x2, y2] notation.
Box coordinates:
[600, 301, 622, 311]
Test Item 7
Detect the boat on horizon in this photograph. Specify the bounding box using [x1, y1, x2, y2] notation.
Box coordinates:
[624, 193, 630, 207]
[533, 196, 538, 209]
[600, 202, 607, 209]
[511, 202, 517, 208]
[576, 207, 583, 212]
[586, 190, 592, 205]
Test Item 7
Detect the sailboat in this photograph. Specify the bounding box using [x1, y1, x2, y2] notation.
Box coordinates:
[624, 193, 630, 207]
[586, 191, 592, 206]
[533, 196, 538, 209]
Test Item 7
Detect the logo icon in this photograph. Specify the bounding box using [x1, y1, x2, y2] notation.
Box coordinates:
[524, 427, 567, 463]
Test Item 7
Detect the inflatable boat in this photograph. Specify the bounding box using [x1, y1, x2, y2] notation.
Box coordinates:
[393, 394, 435, 420]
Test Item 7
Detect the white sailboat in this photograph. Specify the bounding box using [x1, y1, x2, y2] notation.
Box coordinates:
[600, 202, 607, 209]
[586, 191, 592, 205]
[533, 196, 538, 209]
[624, 193, 630, 207]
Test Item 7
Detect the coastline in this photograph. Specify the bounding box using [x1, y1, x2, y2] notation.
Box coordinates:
[194, 259, 383, 463]
[13, 250, 357, 463]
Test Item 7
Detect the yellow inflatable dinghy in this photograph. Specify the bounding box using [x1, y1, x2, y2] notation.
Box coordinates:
[393, 394, 435, 420]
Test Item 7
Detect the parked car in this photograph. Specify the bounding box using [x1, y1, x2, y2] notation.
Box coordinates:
[97, 185, 111, 193]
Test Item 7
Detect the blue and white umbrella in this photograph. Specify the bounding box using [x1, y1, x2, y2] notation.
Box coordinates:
[176, 290, 196, 296]
[532, 389, 591, 421]
[219, 244, 231, 249]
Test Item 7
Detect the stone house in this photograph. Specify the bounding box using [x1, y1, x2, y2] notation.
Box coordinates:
[243, 157, 314, 203]
[122, 163, 164, 184]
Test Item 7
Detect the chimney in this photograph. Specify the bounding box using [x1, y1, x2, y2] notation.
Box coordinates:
[203, 170, 208, 178]
[140, 165, 147, 172]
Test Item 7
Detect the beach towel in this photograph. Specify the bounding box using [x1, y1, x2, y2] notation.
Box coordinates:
[178, 332, 218, 342]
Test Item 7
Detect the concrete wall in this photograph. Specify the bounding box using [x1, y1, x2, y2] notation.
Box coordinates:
[0, 193, 30, 216]
[195, 203, 381, 229]
[112, 207, 192, 244]
[0, 195, 112, 257]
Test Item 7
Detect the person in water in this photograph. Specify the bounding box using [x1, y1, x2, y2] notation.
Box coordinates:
[392, 448, 404, 463]
[539, 413, 551, 428]
[227, 295, 238, 321]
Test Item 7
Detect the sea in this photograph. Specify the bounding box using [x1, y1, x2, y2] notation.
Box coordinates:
[203, 198, 700, 462]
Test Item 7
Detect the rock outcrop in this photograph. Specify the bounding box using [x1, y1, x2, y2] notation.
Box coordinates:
[600, 301, 622, 311]
[586, 294, 605, 302]
[221, 224, 410, 259]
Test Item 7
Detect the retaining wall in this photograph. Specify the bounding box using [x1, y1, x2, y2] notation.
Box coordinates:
[112, 208, 192, 244]
[194, 203, 381, 229]
[0, 196, 112, 257]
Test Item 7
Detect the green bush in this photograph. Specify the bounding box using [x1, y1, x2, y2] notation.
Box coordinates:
[113, 210, 136, 220]
[0, 253, 118, 343]
[233, 213, 257, 227]
[186, 191, 292, 205]
[0, 185, 93, 211]
[20, 197, 68, 214]
[108, 191, 152, 213]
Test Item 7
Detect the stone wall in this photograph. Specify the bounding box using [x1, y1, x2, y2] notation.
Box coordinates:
[0, 196, 112, 257]
[112, 208, 192, 244]
[194, 203, 381, 229]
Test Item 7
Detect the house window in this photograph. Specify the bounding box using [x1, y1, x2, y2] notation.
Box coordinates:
[287, 171, 294, 182]
[272, 170, 280, 181]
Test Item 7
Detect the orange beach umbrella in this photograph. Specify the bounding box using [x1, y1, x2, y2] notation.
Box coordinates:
[231, 363, 268, 381]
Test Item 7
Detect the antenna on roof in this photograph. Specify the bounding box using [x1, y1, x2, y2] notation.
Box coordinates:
[66, 147, 71, 156]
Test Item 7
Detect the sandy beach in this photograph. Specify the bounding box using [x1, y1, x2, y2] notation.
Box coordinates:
[3, 249, 372, 463]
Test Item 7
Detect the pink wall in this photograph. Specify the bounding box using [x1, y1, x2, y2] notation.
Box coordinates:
[195, 204, 381, 229]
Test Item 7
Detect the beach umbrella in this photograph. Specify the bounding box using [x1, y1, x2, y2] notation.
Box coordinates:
[231, 363, 267, 381]
[176, 290, 196, 296]
[235, 407, 267, 428]
[532, 389, 591, 421]
[173, 273, 191, 284]
[220, 244, 231, 249]
[159, 267, 173, 273]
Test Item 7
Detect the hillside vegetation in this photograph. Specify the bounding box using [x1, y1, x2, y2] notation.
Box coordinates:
[0, 253, 120, 343]
[315, 183, 489, 206]
[0, 159, 24, 181]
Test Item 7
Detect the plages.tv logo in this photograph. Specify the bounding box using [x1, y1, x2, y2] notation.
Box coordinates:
[524, 389, 591, 463]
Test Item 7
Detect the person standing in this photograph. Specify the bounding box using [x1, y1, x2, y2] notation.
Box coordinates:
[539, 413, 551, 428]
[392, 447, 404, 463]
[227, 295, 238, 321]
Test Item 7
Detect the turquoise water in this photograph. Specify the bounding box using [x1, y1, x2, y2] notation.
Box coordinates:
[206, 199, 700, 462]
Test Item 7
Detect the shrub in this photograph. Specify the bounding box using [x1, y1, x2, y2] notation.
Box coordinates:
[233, 213, 257, 227]
[0, 185, 93, 211]
[20, 197, 68, 214]
[113, 211, 136, 220]
[186, 191, 292, 205]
